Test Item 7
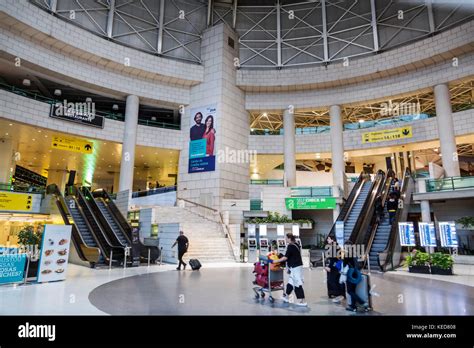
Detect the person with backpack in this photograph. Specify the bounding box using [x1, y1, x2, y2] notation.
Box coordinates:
[324, 236, 346, 303]
[343, 241, 369, 312]
[374, 194, 384, 223]
[273, 233, 307, 306]
[386, 192, 398, 224]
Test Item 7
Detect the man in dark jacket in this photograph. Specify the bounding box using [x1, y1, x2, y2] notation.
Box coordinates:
[190, 112, 205, 140]
[386, 193, 398, 224]
[172, 231, 189, 270]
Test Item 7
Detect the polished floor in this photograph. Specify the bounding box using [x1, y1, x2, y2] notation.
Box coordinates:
[1, 263, 473, 315]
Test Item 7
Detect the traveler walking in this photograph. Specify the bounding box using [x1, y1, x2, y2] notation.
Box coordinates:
[324, 236, 345, 303]
[273, 233, 307, 306]
[343, 241, 368, 312]
[172, 230, 189, 270]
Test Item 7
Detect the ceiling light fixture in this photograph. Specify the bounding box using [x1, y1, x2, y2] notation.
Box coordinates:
[54, 89, 62, 96]
[85, 97, 92, 103]
[22, 79, 31, 87]
[112, 104, 119, 111]
[358, 119, 365, 123]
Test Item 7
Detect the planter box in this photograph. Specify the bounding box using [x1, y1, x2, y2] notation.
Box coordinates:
[431, 266, 453, 275]
[408, 265, 430, 274]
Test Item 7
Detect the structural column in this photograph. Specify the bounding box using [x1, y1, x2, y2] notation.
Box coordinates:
[330, 105, 344, 221]
[434, 84, 460, 177]
[119, 95, 139, 192]
[417, 178, 433, 252]
[283, 107, 296, 187]
[0, 139, 14, 184]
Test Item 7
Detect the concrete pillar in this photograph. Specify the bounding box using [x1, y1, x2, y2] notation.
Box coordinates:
[0, 139, 14, 184]
[417, 178, 433, 252]
[283, 107, 296, 187]
[113, 172, 120, 193]
[434, 84, 460, 177]
[330, 105, 344, 222]
[47, 170, 68, 195]
[119, 95, 139, 192]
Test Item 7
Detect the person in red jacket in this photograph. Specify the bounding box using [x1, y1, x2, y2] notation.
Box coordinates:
[202, 115, 215, 156]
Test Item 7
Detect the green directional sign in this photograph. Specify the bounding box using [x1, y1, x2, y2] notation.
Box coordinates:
[285, 197, 336, 210]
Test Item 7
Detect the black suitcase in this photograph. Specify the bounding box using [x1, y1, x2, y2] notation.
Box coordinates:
[189, 259, 202, 270]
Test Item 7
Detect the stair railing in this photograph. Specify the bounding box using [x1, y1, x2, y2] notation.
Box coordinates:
[176, 197, 237, 261]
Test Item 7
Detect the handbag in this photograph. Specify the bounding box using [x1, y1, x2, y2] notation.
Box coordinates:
[339, 265, 349, 284]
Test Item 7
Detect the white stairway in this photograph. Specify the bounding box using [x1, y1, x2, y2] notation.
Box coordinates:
[154, 207, 236, 263]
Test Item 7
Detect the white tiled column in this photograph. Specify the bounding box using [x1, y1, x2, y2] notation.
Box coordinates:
[0, 138, 14, 184]
[330, 105, 344, 221]
[434, 84, 460, 177]
[119, 95, 139, 192]
[283, 107, 296, 187]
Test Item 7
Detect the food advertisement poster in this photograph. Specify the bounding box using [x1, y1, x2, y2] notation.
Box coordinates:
[37, 225, 72, 283]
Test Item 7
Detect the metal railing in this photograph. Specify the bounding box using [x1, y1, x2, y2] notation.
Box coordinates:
[0, 82, 180, 130]
[425, 176, 474, 192]
[290, 186, 332, 197]
[131, 185, 177, 198]
[250, 179, 284, 185]
[0, 182, 45, 194]
[176, 197, 237, 261]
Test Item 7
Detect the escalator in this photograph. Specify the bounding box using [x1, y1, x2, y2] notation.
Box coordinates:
[362, 169, 415, 271]
[92, 188, 160, 263]
[343, 180, 374, 242]
[47, 184, 100, 267]
[66, 186, 125, 266]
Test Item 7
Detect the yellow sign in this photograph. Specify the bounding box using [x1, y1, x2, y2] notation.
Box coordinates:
[51, 136, 93, 154]
[362, 126, 413, 143]
[0, 192, 33, 211]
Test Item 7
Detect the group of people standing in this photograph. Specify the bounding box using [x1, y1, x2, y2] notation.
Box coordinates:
[324, 236, 369, 312]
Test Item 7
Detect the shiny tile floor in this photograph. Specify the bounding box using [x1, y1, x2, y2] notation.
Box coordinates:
[1, 263, 472, 315]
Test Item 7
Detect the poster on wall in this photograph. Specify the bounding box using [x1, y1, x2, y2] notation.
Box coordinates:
[37, 225, 72, 283]
[188, 104, 217, 173]
[418, 222, 437, 247]
[439, 221, 458, 248]
[398, 222, 416, 246]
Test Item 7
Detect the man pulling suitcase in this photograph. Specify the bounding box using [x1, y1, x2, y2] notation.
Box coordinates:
[172, 230, 189, 270]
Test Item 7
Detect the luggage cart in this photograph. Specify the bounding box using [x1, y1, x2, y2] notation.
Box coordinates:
[252, 258, 285, 303]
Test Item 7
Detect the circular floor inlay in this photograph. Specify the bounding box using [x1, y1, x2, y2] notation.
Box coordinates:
[88, 268, 474, 315]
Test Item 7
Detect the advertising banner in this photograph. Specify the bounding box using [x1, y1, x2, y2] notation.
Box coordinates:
[277, 224, 285, 236]
[259, 224, 267, 236]
[37, 225, 72, 283]
[418, 222, 437, 247]
[50, 101, 104, 128]
[188, 104, 217, 173]
[398, 222, 416, 246]
[285, 197, 336, 210]
[292, 225, 300, 236]
[0, 249, 27, 285]
[362, 126, 412, 143]
[335, 221, 345, 246]
[248, 224, 256, 237]
[439, 221, 458, 248]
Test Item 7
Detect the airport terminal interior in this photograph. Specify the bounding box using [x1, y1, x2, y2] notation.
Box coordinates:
[0, 0, 474, 317]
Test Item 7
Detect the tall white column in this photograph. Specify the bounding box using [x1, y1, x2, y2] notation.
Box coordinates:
[330, 105, 344, 221]
[417, 178, 433, 252]
[119, 95, 139, 192]
[0, 139, 14, 184]
[283, 107, 296, 187]
[434, 84, 460, 177]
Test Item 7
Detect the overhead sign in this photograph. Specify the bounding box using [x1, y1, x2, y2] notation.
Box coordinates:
[398, 222, 416, 246]
[37, 225, 72, 283]
[51, 136, 93, 154]
[362, 126, 412, 143]
[0, 251, 27, 285]
[335, 221, 345, 246]
[419, 222, 437, 247]
[439, 221, 458, 248]
[285, 197, 336, 210]
[0, 192, 33, 211]
[50, 101, 104, 128]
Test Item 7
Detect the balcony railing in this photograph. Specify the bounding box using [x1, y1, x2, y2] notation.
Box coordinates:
[425, 176, 474, 192]
[131, 185, 177, 198]
[0, 182, 45, 194]
[250, 179, 284, 185]
[290, 186, 333, 197]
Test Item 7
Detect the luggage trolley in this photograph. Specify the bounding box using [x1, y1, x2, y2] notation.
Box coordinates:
[252, 257, 285, 303]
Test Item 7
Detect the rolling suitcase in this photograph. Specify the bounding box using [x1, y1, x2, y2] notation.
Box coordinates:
[189, 259, 202, 270]
[346, 273, 372, 311]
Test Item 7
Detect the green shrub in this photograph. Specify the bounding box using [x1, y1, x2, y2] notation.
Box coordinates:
[457, 216, 474, 228]
[430, 252, 454, 269]
[17, 225, 42, 246]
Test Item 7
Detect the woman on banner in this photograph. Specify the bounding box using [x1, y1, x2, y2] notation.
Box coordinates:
[202, 115, 215, 156]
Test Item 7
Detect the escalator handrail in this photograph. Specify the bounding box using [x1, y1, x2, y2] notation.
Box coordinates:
[94, 189, 134, 240]
[349, 171, 386, 244]
[379, 168, 413, 271]
[326, 172, 367, 240]
[81, 187, 130, 247]
[72, 186, 124, 253]
[361, 173, 393, 269]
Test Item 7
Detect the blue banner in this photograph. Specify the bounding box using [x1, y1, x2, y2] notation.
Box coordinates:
[0, 252, 27, 284]
[188, 156, 215, 173]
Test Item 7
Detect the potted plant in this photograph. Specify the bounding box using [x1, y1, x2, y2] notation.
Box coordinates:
[405, 251, 430, 274]
[430, 252, 454, 275]
[457, 217, 474, 230]
[17, 225, 43, 277]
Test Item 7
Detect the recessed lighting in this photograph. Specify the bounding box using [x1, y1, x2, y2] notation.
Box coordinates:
[33, 157, 36, 160]
[9, 123, 12, 126]
[358, 119, 365, 123]
[32, 138, 36, 141]
[44, 135, 48, 138]
[5, 133, 8, 136]
[263, 113, 267, 117]
[38, 130, 42, 133]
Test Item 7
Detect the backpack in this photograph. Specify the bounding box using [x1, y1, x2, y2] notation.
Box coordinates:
[347, 267, 362, 284]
